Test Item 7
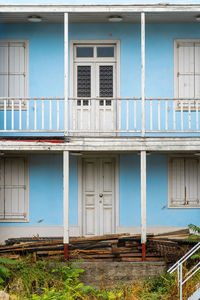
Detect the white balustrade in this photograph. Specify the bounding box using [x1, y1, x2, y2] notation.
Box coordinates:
[0, 97, 200, 135]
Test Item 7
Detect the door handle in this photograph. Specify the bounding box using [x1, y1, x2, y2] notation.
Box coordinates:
[99, 193, 103, 197]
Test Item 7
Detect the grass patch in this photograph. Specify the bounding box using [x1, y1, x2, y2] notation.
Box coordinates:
[0, 255, 198, 299]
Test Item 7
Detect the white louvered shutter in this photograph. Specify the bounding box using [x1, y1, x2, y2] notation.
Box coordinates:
[185, 159, 199, 205]
[3, 158, 27, 220]
[0, 41, 27, 105]
[0, 159, 5, 219]
[169, 158, 185, 206]
[177, 42, 195, 99]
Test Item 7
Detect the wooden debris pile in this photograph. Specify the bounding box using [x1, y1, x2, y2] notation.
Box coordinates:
[0, 233, 160, 262]
[0, 229, 193, 263]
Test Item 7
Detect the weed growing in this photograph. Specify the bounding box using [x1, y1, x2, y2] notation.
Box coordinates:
[0, 255, 198, 299]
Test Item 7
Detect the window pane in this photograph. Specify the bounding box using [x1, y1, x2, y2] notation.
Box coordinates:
[99, 66, 113, 98]
[97, 47, 114, 57]
[77, 66, 91, 98]
[76, 47, 93, 57]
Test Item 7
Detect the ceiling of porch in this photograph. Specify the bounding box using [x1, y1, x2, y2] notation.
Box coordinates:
[0, 11, 200, 23]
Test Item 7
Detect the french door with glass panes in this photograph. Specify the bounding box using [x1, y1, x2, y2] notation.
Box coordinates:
[71, 43, 118, 135]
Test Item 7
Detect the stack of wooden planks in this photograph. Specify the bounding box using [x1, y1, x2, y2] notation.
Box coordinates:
[0, 230, 193, 263]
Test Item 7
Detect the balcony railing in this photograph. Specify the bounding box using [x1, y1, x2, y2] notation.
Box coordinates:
[1, 97, 200, 136]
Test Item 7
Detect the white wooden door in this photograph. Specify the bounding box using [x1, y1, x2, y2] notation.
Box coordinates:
[82, 158, 115, 236]
[71, 43, 117, 135]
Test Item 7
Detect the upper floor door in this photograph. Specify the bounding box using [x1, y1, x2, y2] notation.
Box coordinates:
[70, 42, 119, 135]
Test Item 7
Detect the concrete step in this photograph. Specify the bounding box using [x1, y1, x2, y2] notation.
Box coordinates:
[188, 287, 200, 300]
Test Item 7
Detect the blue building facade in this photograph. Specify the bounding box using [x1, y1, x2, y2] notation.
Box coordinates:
[0, 1, 200, 243]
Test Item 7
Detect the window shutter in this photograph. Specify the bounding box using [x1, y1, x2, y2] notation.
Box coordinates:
[177, 42, 195, 99]
[9, 42, 26, 98]
[4, 158, 26, 220]
[169, 158, 185, 205]
[195, 43, 200, 98]
[0, 159, 5, 219]
[185, 159, 199, 205]
[0, 42, 9, 100]
[0, 41, 27, 106]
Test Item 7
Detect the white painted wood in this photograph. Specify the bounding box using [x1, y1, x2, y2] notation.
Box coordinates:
[64, 13, 68, 134]
[1, 5, 200, 14]
[11, 99, 14, 130]
[173, 100, 176, 130]
[42, 100, 44, 130]
[185, 159, 199, 205]
[169, 158, 185, 206]
[0, 40, 29, 107]
[34, 100, 37, 130]
[141, 150, 146, 244]
[168, 157, 200, 208]
[4, 100, 6, 130]
[57, 99, 60, 131]
[63, 150, 69, 244]
[0, 157, 29, 221]
[165, 100, 168, 131]
[70, 40, 119, 136]
[19, 99, 22, 130]
[150, 100, 152, 131]
[196, 100, 199, 131]
[158, 99, 160, 131]
[49, 99, 52, 130]
[134, 100, 137, 131]
[99, 158, 115, 235]
[82, 157, 115, 236]
[26, 100, 29, 130]
[126, 99, 129, 131]
[141, 12, 145, 137]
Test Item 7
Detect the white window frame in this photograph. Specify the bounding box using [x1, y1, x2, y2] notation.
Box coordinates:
[168, 156, 200, 208]
[0, 156, 29, 222]
[70, 39, 120, 98]
[0, 39, 29, 110]
[174, 39, 200, 110]
[69, 40, 120, 133]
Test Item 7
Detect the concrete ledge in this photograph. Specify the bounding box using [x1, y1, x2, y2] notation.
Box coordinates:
[74, 261, 167, 288]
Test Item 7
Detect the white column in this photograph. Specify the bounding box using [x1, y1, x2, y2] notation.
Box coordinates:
[63, 150, 69, 244]
[141, 150, 146, 244]
[64, 13, 69, 134]
[141, 12, 145, 137]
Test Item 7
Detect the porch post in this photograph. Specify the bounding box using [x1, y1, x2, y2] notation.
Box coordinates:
[141, 12, 145, 137]
[63, 150, 69, 260]
[141, 150, 147, 260]
[64, 13, 69, 135]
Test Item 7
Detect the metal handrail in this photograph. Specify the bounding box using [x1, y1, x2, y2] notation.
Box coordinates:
[168, 241, 200, 273]
[168, 241, 200, 300]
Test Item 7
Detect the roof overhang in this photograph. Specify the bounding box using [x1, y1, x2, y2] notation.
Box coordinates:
[1, 5, 200, 23]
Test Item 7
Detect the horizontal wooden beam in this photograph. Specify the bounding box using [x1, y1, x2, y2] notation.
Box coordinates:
[1, 5, 200, 13]
[1, 137, 200, 152]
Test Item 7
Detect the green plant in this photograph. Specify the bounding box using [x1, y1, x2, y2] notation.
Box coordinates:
[0, 257, 17, 285]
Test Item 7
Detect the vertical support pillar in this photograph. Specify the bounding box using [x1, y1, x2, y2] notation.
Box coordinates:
[64, 13, 69, 135]
[63, 150, 69, 260]
[141, 12, 145, 137]
[141, 150, 146, 260]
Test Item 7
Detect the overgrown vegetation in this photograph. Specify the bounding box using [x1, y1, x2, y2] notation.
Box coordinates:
[1, 224, 200, 299]
[0, 255, 179, 300]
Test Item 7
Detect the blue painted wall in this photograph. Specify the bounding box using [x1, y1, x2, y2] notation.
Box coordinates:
[0, 154, 199, 227]
[1, 23, 200, 133]
[0, 154, 78, 227]
[119, 154, 200, 227]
